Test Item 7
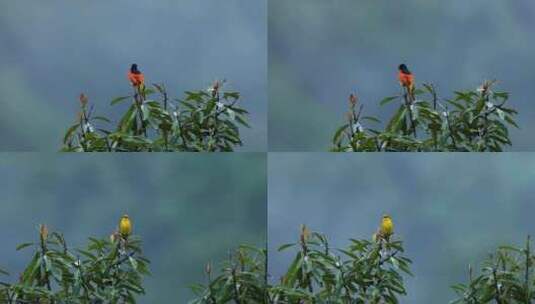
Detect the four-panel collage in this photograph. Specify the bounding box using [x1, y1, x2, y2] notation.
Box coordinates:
[1, 0, 535, 303]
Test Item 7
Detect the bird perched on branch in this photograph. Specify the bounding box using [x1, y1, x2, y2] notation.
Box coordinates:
[128, 64, 145, 89]
[398, 64, 415, 101]
[119, 214, 132, 239]
[374, 214, 394, 242]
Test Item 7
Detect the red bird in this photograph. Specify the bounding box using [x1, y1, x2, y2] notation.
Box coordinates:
[128, 64, 145, 88]
[398, 64, 415, 100]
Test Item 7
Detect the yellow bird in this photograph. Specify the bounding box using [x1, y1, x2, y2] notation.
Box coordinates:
[379, 214, 394, 240]
[119, 214, 132, 238]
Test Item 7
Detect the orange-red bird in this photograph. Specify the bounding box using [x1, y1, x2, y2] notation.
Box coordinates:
[128, 64, 145, 87]
[398, 64, 415, 100]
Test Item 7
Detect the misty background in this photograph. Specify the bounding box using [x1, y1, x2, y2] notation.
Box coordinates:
[0, 153, 266, 303]
[269, 1, 535, 151]
[268, 153, 535, 302]
[0, 0, 266, 151]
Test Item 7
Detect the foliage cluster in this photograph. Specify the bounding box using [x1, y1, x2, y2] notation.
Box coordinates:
[0, 225, 149, 303]
[332, 81, 518, 152]
[189, 245, 267, 304]
[190, 225, 412, 304]
[4, 225, 531, 303]
[62, 81, 249, 152]
[451, 236, 535, 304]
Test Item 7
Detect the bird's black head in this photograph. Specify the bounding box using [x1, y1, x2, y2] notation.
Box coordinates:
[398, 64, 411, 74]
[130, 64, 140, 74]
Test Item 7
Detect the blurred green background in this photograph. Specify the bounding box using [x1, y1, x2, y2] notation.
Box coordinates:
[0, 0, 266, 151]
[0, 153, 266, 303]
[269, 0, 535, 151]
[268, 153, 535, 302]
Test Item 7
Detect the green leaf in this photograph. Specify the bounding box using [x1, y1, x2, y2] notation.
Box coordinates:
[204, 100, 216, 115]
[129, 256, 139, 271]
[63, 123, 80, 144]
[235, 115, 250, 128]
[362, 116, 381, 123]
[446, 99, 466, 111]
[505, 115, 519, 128]
[496, 108, 505, 120]
[278, 243, 295, 251]
[118, 104, 138, 133]
[16, 242, 34, 251]
[332, 124, 349, 145]
[413, 88, 425, 96]
[141, 103, 150, 121]
[223, 92, 240, 100]
[493, 91, 509, 101]
[92, 116, 111, 123]
[386, 106, 407, 132]
[111, 96, 132, 106]
[284, 252, 303, 286]
[228, 106, 248, 114]
[380, 96, 400, 106]
[185, 91, 205, 103]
